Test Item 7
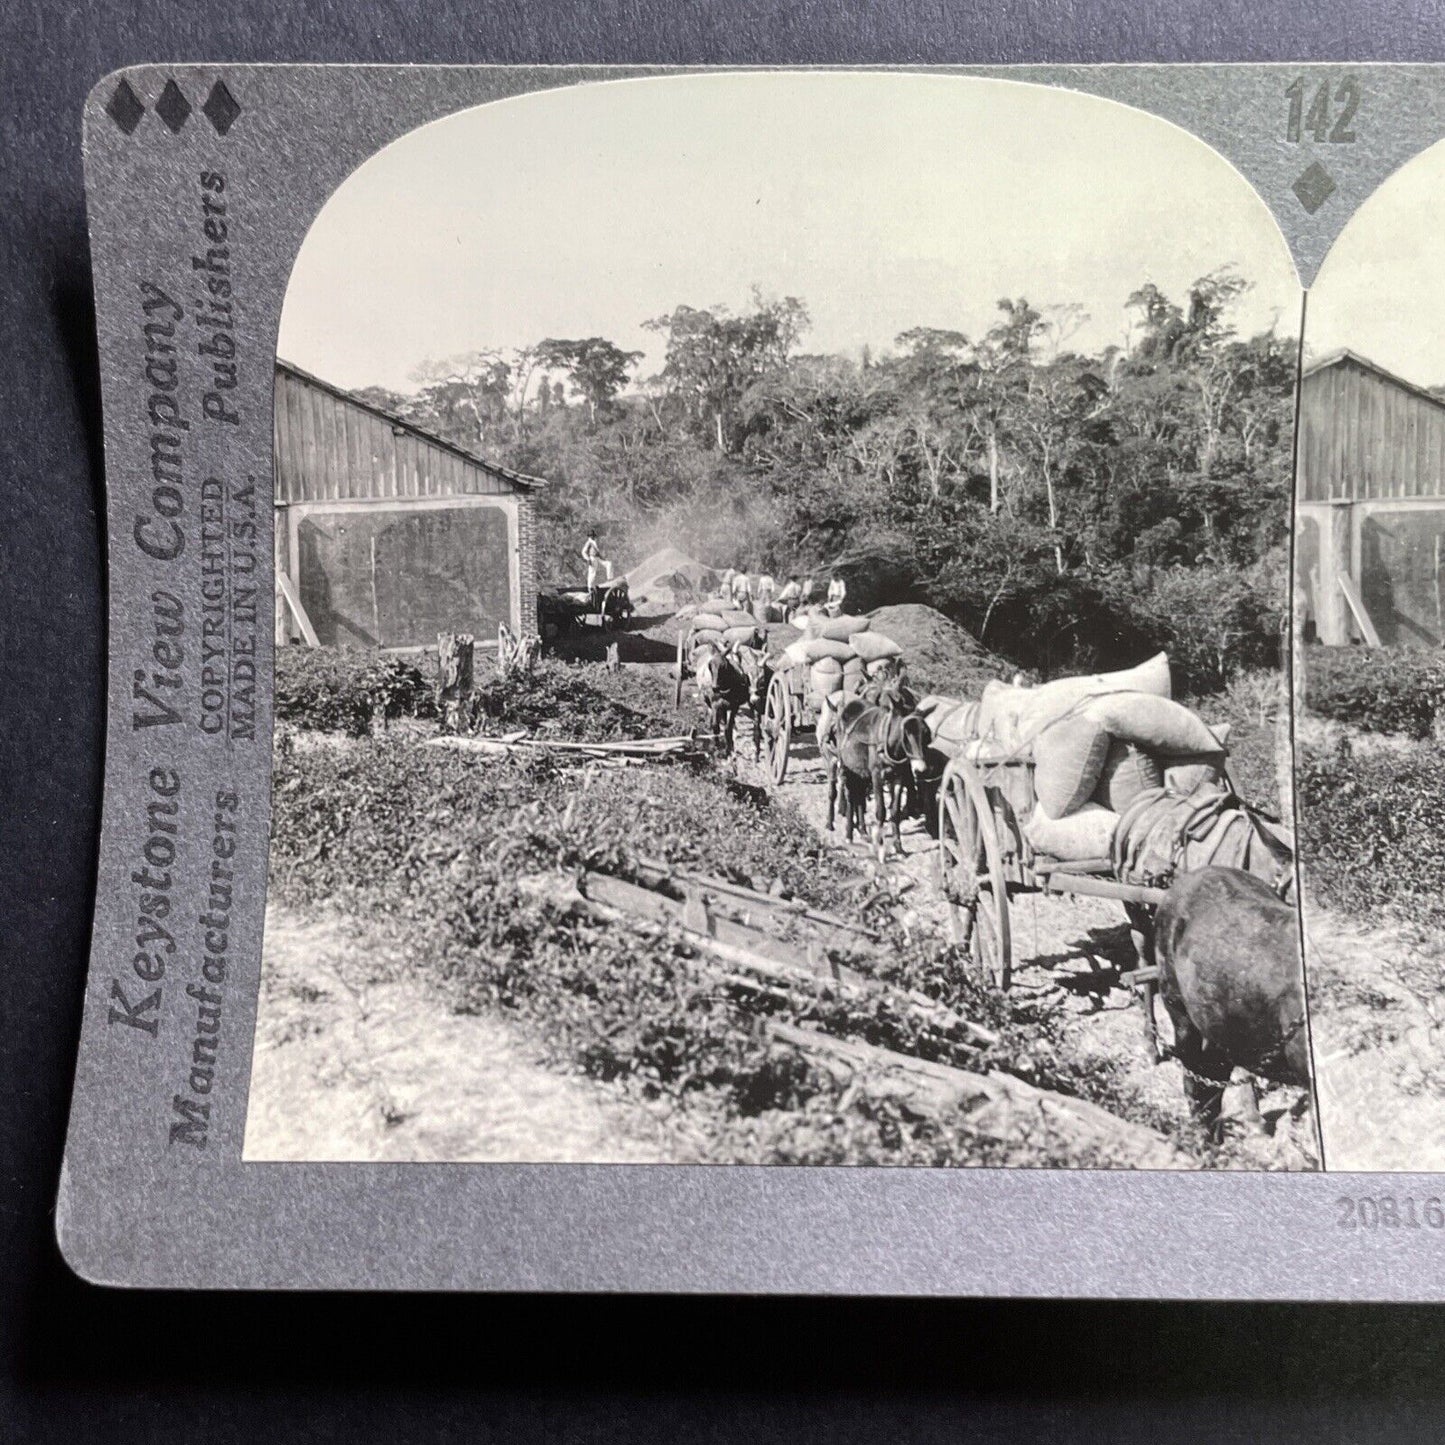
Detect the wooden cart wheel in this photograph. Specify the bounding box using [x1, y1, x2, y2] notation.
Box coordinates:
[937, 764, 1014, 989]
[674, 633, 686, 709]
[763, 673, 792, 786]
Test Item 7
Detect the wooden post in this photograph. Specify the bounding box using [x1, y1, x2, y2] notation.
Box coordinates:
[276, 570, 320, 648]
[1319, 503, 1354, 645]
[436, 632, 475, 733]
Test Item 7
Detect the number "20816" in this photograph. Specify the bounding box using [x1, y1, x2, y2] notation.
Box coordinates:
[1337, 1196, 1445, 1229]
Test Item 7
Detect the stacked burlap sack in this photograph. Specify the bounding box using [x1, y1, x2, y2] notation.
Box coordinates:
[687, 608, 765, 657]
[917, 654, 1232, 862]
[1018, 659, 1231, 861]
[773, 616, 905, 702]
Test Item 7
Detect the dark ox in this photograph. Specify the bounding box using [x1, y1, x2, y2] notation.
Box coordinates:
[1153, 866, 1310, 1135]
[695, 644, 770, 757]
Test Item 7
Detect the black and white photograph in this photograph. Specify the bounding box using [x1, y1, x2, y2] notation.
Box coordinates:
[1295, 135, 1445, 1171]
[243, 71, 1317, 1170]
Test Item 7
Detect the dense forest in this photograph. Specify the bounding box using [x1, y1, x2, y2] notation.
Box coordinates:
[355, 269, 1298, 693]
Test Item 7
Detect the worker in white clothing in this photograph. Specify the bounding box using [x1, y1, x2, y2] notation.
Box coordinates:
[582, 529, 603, 608]
[730, 570, 753, 610]
[825, 574, 847, 616]
[754, 572, 776, 621]
[776, 575, 803, 622]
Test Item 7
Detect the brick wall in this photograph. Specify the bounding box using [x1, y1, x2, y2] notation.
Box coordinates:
[516, 494, 540, 637]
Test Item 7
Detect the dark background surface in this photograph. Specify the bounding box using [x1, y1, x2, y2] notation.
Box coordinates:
[7, 3, 1445, 1439]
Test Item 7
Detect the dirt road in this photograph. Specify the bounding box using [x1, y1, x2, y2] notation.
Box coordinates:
[734, 730, 1319, 1170]
[244, 908, 696, 1163]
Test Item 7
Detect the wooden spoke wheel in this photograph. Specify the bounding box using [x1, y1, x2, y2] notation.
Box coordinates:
[673, 633, 686, 709]
[762, 673, 793, 787]
[937, 763, 1014, 990]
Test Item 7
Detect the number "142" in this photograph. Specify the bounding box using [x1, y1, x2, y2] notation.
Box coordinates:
[1286, 76, 1360, 144]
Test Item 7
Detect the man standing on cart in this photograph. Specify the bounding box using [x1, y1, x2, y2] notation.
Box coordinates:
[582, 528, 604, 611]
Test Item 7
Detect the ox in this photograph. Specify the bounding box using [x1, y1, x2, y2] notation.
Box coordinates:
[1152, 865, 1310, 1136]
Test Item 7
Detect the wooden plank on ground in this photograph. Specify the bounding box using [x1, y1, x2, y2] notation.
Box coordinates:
[632, 855, 878, 945]
[571, 870, 998, 1048]
[579, 871, 835, 980]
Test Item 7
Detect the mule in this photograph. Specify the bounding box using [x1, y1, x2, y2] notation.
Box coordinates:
[1152, 865, 1310, 1137]
[827, 689, 931, 858]
[695, 643, 770, 757]
[1115, 787, 1296, 1066]
[827, 697, 885, 852]
[862, 671, 934, 839]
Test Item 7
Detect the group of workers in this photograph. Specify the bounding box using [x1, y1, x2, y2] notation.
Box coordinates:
[720, 567, 847, 622]
[582, 527, 848, 624]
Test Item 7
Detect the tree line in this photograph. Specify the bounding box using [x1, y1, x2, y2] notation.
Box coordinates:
[357, 271, 1297, 693]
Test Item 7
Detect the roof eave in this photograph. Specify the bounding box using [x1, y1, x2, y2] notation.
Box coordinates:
[275, 358, 551, 490]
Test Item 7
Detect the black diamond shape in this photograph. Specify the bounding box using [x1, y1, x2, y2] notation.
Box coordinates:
[155, 80, 192, 133]
[202, 80, 240, 135]
[105, 79, 144, 135]
[1292, 161, 1337, 215]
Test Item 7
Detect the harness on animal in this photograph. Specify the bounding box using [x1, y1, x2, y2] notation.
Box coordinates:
[1113, 787, 1294, 897]
[860, 678, 920, 767]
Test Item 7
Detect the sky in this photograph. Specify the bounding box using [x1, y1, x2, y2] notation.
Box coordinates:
[278, 72, 1301, 395]
[1305, 136, 1445, 388]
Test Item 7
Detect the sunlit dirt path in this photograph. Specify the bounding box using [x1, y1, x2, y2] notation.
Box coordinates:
[244, 907, 696, 1163]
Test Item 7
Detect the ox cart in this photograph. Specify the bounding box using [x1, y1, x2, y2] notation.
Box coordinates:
[537, 576, 633, 639]
[935, 743, 1293, 992]
[759, 667, 819, 787]
[672, 610, 768, 709]
[759, 626, 908, 788]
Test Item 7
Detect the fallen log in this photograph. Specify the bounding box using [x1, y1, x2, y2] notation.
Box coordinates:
[767, 1023, 1186, 1169]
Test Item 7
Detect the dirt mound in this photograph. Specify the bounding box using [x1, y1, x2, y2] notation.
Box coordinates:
[867, 604, 1010, 697]
[626, 547, 719, 605]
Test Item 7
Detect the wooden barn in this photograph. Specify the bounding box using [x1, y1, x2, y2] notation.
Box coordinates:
[273, 360, 542, 650]
[1297, 349, 1445, 648]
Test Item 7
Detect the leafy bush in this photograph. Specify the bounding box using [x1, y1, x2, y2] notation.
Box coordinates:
[468, 658, 677, 741]
[1199, 669, 1285, 816]
[1122, 556, 1285, 696]
[269, 738, 1171, 1164]
[269, 741, 856, 918]
[1297, 738, 1445, 930]
[275, 647, 433, 736]
[1305, 646, 1445, 739]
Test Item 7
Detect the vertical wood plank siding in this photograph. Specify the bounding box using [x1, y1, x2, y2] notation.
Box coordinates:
[274, 363, 520, 503]
[1301, 354, 1445, 503]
